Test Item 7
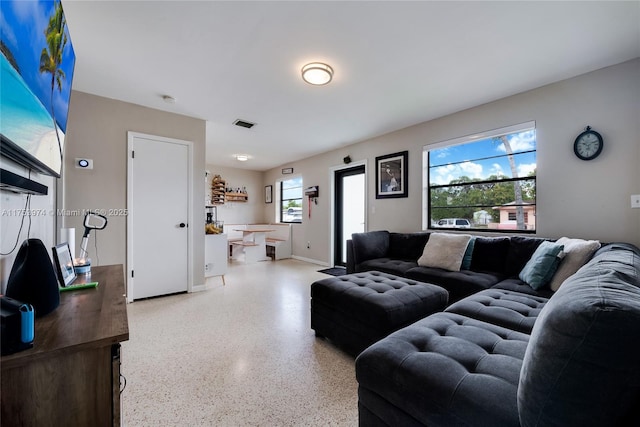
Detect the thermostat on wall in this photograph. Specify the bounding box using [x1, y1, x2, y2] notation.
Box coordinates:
[75, 158, 93, 169]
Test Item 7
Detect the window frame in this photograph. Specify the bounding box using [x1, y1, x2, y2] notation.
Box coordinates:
[279, 176, 303, 224]
[423, 121, 537, 233]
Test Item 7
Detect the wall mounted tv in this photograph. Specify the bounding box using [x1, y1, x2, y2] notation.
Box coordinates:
[0, 0, 76, 178]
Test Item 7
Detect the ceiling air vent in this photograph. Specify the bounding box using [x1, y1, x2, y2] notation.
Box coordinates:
[233, 119, 255, 129]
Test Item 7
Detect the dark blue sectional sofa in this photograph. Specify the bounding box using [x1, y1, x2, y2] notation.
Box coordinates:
[348, 231, 640, 426]
[347, 230, 554, 303]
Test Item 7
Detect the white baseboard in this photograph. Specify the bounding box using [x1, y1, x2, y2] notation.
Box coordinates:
[292, 255, 329, 267]
[190, 283, 207, 293]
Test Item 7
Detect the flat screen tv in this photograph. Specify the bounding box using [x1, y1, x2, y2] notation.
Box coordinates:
[0, 0, 76, 178]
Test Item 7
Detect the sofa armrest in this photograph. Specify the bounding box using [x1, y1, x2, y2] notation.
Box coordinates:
[351, 230, 390, 266]
[518, 242, 640, 426]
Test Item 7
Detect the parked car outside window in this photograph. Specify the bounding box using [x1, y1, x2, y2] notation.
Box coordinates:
[434, 218, 471, 228]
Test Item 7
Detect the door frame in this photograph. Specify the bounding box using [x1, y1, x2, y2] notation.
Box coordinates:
[329, 159, 367, 267]
[126, 131, 194, 302]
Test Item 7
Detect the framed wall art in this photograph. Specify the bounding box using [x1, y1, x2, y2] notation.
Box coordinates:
[375, 151, 408, 199]
[265, 185, 273, 204]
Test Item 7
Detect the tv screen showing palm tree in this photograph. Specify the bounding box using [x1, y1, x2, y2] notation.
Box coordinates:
[0, 0, 76, 177]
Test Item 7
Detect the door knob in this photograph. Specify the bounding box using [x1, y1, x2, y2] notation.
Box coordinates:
[179, 223, 187, 228]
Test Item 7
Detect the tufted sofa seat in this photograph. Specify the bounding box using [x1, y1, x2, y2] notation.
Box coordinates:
[445, 289, 548, 334]
[356, 312, 530, 427]
[311, 271, 448, 356]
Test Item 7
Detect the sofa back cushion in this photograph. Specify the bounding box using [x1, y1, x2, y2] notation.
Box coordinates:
[351, 230, 390, 265]
[505, 236, 546, 277]
[470, 237, 510, 274]
[548, 237, 601, 291]
[518, 243, 640, 427]
[417, 233, 471, 271]
[388, 232, 430, 260]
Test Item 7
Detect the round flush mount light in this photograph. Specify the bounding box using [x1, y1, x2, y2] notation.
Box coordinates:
[235, 154, 249, 162]
[301, 62, 333, 85]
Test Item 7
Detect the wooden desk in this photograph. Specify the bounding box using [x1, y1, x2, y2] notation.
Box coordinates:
[1, 264, 129, 427]
[232, 228, 274, 263]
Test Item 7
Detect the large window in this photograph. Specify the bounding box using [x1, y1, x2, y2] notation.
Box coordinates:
[424, 122, 536, 232]
[280, 177, 303, 223]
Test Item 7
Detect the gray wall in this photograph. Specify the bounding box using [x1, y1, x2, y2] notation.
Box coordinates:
[62, 91, 207, 288]
[262, 59, 640, 264]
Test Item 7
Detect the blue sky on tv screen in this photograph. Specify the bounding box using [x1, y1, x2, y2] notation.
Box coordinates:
[1, 0, 75, 132]
[429, 130, 536, 185]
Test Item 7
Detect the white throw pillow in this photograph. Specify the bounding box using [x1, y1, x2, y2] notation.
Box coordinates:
[418, 233, 472, 272]
[548, 237, 601, 291]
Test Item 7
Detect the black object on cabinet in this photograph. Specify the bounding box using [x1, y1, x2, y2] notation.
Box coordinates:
[6, 239, 60, 317]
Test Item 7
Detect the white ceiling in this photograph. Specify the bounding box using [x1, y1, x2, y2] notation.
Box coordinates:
[62, 1, 640, 171]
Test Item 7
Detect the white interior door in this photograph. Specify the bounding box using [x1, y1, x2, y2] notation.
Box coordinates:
[128, 133, 191, 300]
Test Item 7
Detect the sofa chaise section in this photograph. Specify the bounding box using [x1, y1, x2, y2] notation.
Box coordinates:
[356, 312, 530, 427]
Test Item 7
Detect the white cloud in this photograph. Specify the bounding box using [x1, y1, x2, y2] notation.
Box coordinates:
[496, 130, 536, 153]
[491, 163, 504, 176]
[434, 147, 450, 159]
[432, 161, 484, 185]
[459, 161, 483, 178]
[518, 163, 536, 177]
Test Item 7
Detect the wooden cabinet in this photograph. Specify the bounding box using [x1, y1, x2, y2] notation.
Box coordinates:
[1, 265, 129, 427]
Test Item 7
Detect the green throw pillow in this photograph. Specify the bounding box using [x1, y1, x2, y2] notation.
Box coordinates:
[519, 241, 565, 290]
[461, 237, 476, 270]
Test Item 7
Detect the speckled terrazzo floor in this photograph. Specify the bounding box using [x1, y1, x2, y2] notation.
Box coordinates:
[121, 258, 358, 426]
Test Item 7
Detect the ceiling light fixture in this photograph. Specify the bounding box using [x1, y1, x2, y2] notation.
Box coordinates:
[301, 62, 333, 85]
[235, 154, 249, 162]
[162, 95, 176, 104]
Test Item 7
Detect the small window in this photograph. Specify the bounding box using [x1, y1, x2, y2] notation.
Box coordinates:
[424, 122, 536, 232]
[509, 212, 529, 222]
[280, 177, 303, 223]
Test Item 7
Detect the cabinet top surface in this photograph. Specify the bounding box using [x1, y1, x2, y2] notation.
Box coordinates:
[1, 264, 129, 366]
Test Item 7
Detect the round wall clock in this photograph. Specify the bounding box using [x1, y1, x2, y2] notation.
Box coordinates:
[573, 126, 603, 161]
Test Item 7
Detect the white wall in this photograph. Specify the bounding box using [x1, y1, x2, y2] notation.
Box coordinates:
[205, 165, 265, 226]
[262, 59, 640, 264]
[62, 91, 207, 288]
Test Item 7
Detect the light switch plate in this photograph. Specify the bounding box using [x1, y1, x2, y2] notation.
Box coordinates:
[631, 194, 640, 209]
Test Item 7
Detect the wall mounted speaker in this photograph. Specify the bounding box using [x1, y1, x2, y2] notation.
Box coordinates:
[343, 155, 352, 164]
[6, 239, 60, 317]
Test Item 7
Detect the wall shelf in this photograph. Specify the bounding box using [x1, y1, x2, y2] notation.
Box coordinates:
[210, 174, 249, 204]
[225, 192, 248, 203]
